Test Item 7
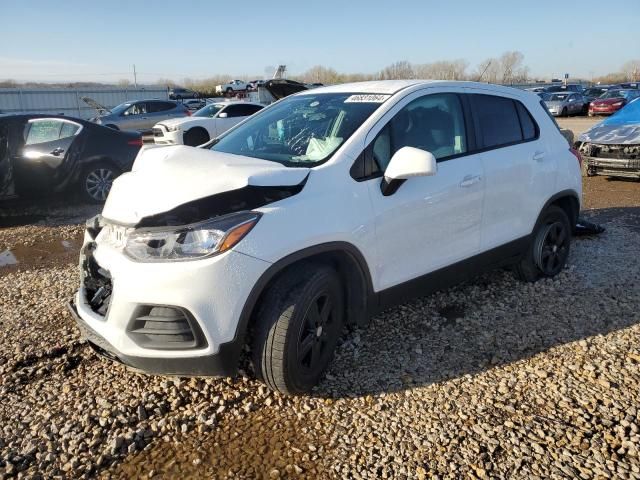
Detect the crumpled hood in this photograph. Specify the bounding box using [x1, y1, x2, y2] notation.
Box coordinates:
[102, 146, 309, 225]
[579, 123, 640, 145]
[579, 101, 640, 144]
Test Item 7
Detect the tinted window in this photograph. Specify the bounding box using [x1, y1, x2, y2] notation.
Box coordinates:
[222, 105, 246, 118]
[515, 102, 537, 140]
[243, 104, 264, 115]
[148, 101, 175, 113]
[471, 95, 522, 149]
[25, 120, 63, 145]
[124, 103, 147, 116]
[371, 93, 467, 171]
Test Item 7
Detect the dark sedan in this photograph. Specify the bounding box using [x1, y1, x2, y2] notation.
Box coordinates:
[0, 115, 142, 203]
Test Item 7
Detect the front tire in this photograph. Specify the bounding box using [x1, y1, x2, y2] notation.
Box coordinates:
[514, 205, 571, 282]
[252, 265, 344, 394]
[561, 107, 568, 117]
[80, 162, 119, 203]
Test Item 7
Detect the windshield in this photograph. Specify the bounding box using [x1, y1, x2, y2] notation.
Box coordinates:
[601, 90, 627, 99]
[194, 104, 224, 118]
[548, 93, 570, 101]
[209, 93, 387, 166]
[584, 88, 606, 97]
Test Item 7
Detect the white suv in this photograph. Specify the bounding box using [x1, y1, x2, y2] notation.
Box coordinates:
[70, 81, 582, 394]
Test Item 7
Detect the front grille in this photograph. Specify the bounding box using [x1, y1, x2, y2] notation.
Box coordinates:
[153, 127, 164, 137]
[128, 306, 206, 350]
[580, 143, 640, 162]
[81, 244, 113, 317]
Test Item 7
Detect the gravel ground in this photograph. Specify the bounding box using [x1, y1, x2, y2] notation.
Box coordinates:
[1, 174, 639, 478]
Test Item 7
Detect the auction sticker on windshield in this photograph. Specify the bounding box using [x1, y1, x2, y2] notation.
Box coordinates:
[344, 94, 391, 103]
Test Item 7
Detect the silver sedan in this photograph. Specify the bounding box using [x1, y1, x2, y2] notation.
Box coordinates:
[542, 92, 588, 117]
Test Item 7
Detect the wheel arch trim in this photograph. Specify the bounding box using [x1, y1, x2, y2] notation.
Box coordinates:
[218, 242, 375, 375]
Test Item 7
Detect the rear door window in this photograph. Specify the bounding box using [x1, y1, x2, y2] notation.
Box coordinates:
[470, 94, 523, 149]
[148, 101, 175, 113]
[223, 105, 247, 118]
[24, 119, 82, 145]
[240, 104, 264, 116]
[25, 120, 63, 145]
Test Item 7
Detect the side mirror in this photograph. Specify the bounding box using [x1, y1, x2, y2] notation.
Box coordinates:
[381, 146, 437, 196]
[218, 112, 228, 118]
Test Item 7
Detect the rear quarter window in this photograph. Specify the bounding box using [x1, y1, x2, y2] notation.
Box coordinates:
[515, 102, 538, 140]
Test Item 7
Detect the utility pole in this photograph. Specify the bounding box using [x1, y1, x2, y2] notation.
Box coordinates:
[133, 64, 138, 89]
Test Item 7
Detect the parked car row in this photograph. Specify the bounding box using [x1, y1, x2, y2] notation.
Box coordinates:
[539, 87, 640, 117]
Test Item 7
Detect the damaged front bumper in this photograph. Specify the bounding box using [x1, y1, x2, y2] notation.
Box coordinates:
[578, 143, 640, 179]
[70, 216, 272, 377]
[67, 298, 239, 376]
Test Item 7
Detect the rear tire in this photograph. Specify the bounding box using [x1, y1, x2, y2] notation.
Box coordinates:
[514, 205, 572, 282]
[80, 162, 120, 203]
[252, 265, 344, 394]
[183, 128, 210, 147]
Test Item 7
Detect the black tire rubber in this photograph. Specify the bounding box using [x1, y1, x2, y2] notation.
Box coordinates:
[183, 128, 210, 146]
[104, 124, 119, 130]
[514, 205, 572, 282]
[79, 162, 120, 204]
[252, 264, 344, 394]
[561, 107, 568, 117]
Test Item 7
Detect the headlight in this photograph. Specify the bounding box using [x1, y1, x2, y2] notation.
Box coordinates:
[166, 124, 181, 132]
[612, 102, 623, 107]
[124, 211, 260, 262]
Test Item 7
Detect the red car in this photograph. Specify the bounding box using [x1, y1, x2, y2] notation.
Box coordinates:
[589, 89, 640, 116]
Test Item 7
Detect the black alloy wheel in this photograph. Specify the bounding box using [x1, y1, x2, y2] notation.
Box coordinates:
[534, 221, 570, 276]
[296, 291, 340, 375]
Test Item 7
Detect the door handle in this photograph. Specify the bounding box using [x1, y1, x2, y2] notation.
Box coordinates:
[533, 150, 546, 162]
[50, 148, 65, 156]
[459, 174, 482, 188]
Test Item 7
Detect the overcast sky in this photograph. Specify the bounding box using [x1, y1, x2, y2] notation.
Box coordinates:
[1, 0, 638, 83]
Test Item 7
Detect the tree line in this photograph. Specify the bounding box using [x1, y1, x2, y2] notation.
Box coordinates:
[1, 54, 638, 90]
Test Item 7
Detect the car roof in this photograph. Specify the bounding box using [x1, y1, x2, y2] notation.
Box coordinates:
[298, 80, 541, 100]
[0, 113, 90, 124]
[213, 101, 263, 107]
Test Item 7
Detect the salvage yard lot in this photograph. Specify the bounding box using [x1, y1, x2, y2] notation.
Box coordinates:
[1, 117, 639, 479]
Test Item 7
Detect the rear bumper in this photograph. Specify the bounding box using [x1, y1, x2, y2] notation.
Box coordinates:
[68, 299, 238, 376]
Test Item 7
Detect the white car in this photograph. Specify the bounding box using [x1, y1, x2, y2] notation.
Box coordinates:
[215, 80, 249, 95]
[71, 80, 582, 394]
[152, 102, 264, 146]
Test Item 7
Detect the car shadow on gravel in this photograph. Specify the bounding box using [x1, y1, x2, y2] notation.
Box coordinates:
[0, 194, 100, 228]
[317, 206, 640, 398]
